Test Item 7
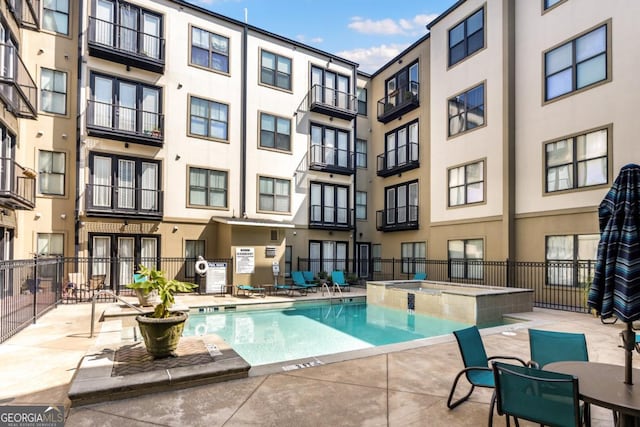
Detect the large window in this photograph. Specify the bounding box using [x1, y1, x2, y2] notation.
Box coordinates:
[401, 242, 426, 274]
[448, 160, 484, 207]
[384, 61, 419, 109]
[384, 121, 419, 170]
[38, 150, 65, 196]
[260, 113, 291, 151]
[448, 239, 483, 279]
[37, 233, 63, 257]
[309, 240, 348, 275]
[191, 27, 229, 73]
[546, 128, 608, 192]
[448, 83, 484, 137]
[546, 234, 599, 286]
[545, 24, 608, 101]
[185, 240, 205, 278]
[544, 0, 565, 10]
[311, 66, 351, 109]
[310, 123, 350, 169]
[189, 96, 228, 140]
[355, 191, 367, 220]
[259, 176, 290, 213]
[357, 88, 367, 115]
[284, 245, 292, 278]
[449, 7, 484, 67]
[43, 0, 69, 35]
[384, 181, 419, 226]
[310, 182, 349, 227]
[260, 50, 291, 91]
[356, 139, 367, 168]
[188, 168, 227, 208]
[40, 68, 67, 115]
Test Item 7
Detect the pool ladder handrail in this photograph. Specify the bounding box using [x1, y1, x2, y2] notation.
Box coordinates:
[320, 281, 343, 299]
[90, 289, 145, 338]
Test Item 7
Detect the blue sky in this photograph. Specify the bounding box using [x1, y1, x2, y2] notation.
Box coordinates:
[185, 0, 458, 74]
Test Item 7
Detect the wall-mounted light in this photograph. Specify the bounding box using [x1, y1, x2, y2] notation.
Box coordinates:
[34, 212, 42, 219]
[177, 83, 183, 89]
[36, 131, 43, 137]
[61, 133, 67, 139]
[60, 213, 67, 220]
[37, 49, 44, 54]
[293, 231, 297, 236]
[172, 225, 179, 233]
[175, 154, 181, 161]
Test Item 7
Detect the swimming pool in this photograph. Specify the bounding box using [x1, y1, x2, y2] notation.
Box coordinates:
[183, 301, 472, 366]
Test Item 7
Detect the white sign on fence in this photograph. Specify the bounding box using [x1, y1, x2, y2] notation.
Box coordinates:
[206, 262, 227, 294]
[235, 247, 255, 274]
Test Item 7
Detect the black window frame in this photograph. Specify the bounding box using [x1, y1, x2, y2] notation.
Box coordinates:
[260, 50, 292, 91]
[309, 181, 350, 227]
[310, 122, 351, 169]
[448, 160, 485, 207]
[187, 167, 228, 209]
[384, 180, 419, 226]
[190, 26, 229, 73]
[448, 83, 485, 137]
[448, 7, 484, 67]
[259, 112, 291, 151]
[401, 241, 426, 274]
[355, 191, 367, 220]
[38, 149, 66, 196]
[382, 120, 419, 171]
[189, 95, 228, 141]
[447, 238, 484, 280]
[258, 176, 291, 213]
[184, 239, 205, 279]
[357, 87, 367, 115]
[40, 68, 67, 115]
[355, 138, 367, 168]
[545, 234, 599, 287]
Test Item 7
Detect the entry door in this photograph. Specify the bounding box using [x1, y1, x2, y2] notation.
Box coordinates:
[357, 243, 370, 278]
[92, 236, 111, 285]
[118, 237, 135, 288]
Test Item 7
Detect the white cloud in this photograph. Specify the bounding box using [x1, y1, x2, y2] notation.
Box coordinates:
[348, 13, 438, 36]
[295, 35, 324, 45]
[336, 43, 411, 74]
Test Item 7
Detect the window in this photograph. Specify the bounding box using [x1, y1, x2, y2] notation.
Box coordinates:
[259, 176, 290, 213]
[383, 121, 419, 170]
[545, 24, 608, 101]
[355, 139, 367, 168]
[546, 128, 608, 192]
[544, 0, 565, 10]
[384, 181, 419, 226]
[38, 150, 65, 195]
[383, 62, 419, 111]
[355, 191, 367, 220]
[448, 239, 483, 279]
[401, 242, 426, 274]
[311, 66, 351, 109]
[546, 234, 598, 286]
[37, 233, 63, 257]
[310, 182, 349, 226]
[448, 83, 484, 136]
[357, 88, 367, 115]
[40, 69, 67, 115]
[189, 96, 228, 140]
[448, 160, 484, 206]
[191, 27, 229, 73]
[185, 240, 205, 278]
[449, 7, 484, 67]
[260, 113, 291, 151]
[260, 50, 291, 90]
[372, 244, 382, 272]
[309, 240, 348, 275]
[310, 123, 350, 168]
[90, 234, 159, 284]
[189, 168, 227, 208]
[43, 0, 69, 35]
[284, 245, 292, 278]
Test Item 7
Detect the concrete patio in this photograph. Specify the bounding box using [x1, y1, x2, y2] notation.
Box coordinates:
[0, 293, 633, 426]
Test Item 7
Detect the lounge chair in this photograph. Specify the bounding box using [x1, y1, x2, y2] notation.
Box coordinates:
[274, 282, 306, 296]
[330, 271, 350, 292]
[292, 271, 318, 292]
[236, 284, 265, 297]
[492, 361, 582, 427]
[413, 272, 427, 280]
[302, 271, 317, 284]
[447, 326, 526, 426]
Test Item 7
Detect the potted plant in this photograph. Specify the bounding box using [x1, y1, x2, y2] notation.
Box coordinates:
[126, 265, 197, 358]
[346, 273, 359, 286]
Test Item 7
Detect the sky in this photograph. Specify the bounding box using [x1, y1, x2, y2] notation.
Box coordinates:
[185, 0, 459, 74]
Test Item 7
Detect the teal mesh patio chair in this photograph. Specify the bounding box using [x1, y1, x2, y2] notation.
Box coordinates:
[492, 361, 582, 427]
[447, 326, 526, 426]
[330, 271, 350, 292]
[291, 271, 318, 292]
[302, 271, 317, 284]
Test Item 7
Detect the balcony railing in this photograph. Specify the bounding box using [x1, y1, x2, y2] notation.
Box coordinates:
[85, 184, 163, 219]
[309, 205, 353, 230]
[309, 144, 354, 175]
[0, 43, 37, 119]
[6, 0, 40, 30]
[376, 205, 419, 232]
[377, 142, 420, 177]
[377, 82, 420, 123]
[87, 100, 164, 146]
[298, 84, 357, 120]
[88, 16, 165, 73]
[0, 158, 35, 210]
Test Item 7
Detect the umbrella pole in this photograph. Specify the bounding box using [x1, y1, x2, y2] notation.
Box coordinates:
[622, 322, 635, 385]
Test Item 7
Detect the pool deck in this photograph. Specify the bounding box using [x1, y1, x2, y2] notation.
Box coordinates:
[0, 289, 633, 426]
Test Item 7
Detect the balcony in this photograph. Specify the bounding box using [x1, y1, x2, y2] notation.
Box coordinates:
[376, 206, 419, 232]
[377, 142, 420, 177]
[7, 0, 40, 30]
[87, 100, 164, 147]
[298, 84, 357, 120]
[309, 205, 353, 230]
[309, 144, 354, 175]
[0, 158, 35, 210]
[85, 184, 163, 219]
[377, 82, 420, 123]
[88, 16, 165, 74]
[0, 43, 37, 119]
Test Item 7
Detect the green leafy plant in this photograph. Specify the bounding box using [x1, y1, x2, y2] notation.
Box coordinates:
[127, 264, 197, 319]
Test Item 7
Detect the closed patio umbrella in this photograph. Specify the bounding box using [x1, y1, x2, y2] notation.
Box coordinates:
[588, 163, 640, 385]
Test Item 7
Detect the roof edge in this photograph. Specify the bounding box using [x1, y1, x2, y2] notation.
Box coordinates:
[426, 0, 468, 30]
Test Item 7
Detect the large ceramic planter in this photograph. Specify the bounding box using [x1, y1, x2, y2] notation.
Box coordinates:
[136, 312, 188, 358]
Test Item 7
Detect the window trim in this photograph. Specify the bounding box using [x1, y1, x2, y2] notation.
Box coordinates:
[401, 241, 426, 274]
[447, 81, 486, 139]
[259, 48, 293, 92]
[542, 0, 568, 14]
[542, 20, 611, 104]
[40, 68, 68, 115]
[189, 24, 230, 75]
[447, 5, 486, 69]
[187, 166, 229, 210]
[542, 124, 612, 195]
[36, 232, 64, 257]
[447, 159, 486, 208]
[545, 233, 599, 287]
[357, 87, 367, 116]
[355, 191, 367, 220]
[309, 181, 350, 227]
[187, 95, 229, 142]
[42, 0, 70, 35]
[447, 238, 484, 280]
[384, 179, 419, 225]
[38, 149, 66, 196]
[309, 122, 352, 170]
[355, 138, 367, 168]
[258, 111, 292, 153]
[381, 119, 419, 172]
[257, 175, 291, 214]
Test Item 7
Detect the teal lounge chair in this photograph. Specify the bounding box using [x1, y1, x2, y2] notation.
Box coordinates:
[291, 271, 318, 292]
[413, 272, 427, 280]
[330, 271, 350, 292]
[275, 282, 307, 296]
[302, 271, 317, 284]
[236, 284, 265, 297]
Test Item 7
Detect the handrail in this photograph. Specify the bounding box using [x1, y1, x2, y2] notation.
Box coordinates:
[90, 289, 145, 338]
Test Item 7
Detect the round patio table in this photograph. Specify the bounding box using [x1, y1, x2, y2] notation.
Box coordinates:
[546, 361, 640, 426]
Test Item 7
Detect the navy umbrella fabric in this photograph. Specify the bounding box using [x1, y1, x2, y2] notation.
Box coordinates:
[588, 163, 640, 384]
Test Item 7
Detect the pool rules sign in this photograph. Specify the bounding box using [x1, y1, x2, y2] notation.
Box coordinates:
[235, 247, 255, 274]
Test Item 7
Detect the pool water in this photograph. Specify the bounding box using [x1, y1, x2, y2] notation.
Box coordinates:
[183, 302, 471, 366]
